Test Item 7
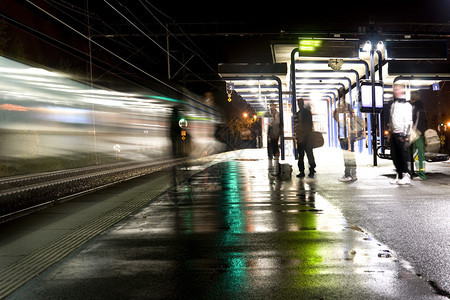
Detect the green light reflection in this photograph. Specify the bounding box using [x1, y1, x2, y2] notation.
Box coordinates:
[218, 161, 248, 292]
[293, 200, 323, 277]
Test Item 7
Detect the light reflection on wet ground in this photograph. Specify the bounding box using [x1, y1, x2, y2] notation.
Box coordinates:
[8, 150, 442, 299]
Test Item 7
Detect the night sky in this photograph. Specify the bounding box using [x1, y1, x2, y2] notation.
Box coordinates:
[150, 0, 449, 24]
[86, 0, 450, 67]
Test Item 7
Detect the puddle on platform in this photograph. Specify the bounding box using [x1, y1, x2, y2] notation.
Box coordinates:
[131, 160, 416, 281]
[8, 157, 435, 300]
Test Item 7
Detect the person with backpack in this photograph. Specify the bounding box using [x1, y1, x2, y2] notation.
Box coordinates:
[389, 84, 413, 185]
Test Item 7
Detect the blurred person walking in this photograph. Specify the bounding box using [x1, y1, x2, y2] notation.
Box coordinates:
[294, 98, 316, 179]
[389, 84, 413, 185]
[410, 91, 428, 180]
[267, 103, 281, 160]
[333, 100, 358, 182]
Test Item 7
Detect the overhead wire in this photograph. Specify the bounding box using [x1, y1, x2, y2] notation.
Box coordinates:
[107, 0, 217, 87]
[139, 1, 174, 21]
[104, 1, 179, 66]
[23, 0, 184, 95]
[0, 11, 158, 93]
[72, 2, 166, 82]
[49, 0, 97, 17]
[139, 0, 218, 75]
[42, 0, 160, 68]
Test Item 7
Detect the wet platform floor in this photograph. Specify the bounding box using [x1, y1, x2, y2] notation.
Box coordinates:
[5, 149, 443, 299]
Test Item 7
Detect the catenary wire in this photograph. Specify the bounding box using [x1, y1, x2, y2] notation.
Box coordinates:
[139, 0, 218, 75]
[23, 0, 184, 95]
[0, 12, 162, 93]
[106, 0, 216, 87]
[42, 0, 161, 67]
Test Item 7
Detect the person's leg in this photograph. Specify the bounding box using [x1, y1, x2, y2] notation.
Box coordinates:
[400, 137, 410, 175]
[390, 134, 402, 178]
[397, 136, 412, 185]
[340, 139, 350, 176]
[267, 136, 273, 159]
[305, 146, 316, 176]
[414, 136, 426, 179]
[391, 133, 411, 185]
[272, 137, 280, 158]
[297, 142, 306, 176]
[348, 141, 357, 178]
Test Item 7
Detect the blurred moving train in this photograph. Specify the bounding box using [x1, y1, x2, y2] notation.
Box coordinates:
[0, 56, 225, 177]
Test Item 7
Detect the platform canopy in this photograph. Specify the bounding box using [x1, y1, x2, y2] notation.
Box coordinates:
[219, 38, 449, 114]
[218, 63, 287, 113]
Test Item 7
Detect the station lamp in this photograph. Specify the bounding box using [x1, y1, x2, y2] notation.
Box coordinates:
[377, 41, 384, 51]
[362, 40, 385, 52]
[363, 41, 372, 52]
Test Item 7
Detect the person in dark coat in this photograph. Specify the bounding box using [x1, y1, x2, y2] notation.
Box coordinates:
[294, 98, 316, 179]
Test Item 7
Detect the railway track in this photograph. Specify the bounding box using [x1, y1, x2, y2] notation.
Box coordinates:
[0, 157, 185, 223]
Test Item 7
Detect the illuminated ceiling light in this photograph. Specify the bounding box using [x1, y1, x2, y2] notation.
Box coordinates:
[377, 41, 384, 51]
[362, 40, 372, 52]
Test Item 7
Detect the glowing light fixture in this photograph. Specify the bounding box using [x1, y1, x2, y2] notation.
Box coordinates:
[377, 41, 384, 51]
[363, 41, 372, 52]
[299, 39, 322, 52]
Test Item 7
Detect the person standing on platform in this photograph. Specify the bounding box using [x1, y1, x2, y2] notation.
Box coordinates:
[410, 91, 428, 180]
[389, 84, 413, 185]
[294, 98, 316, 179]
[267, 103, 281, 160]
[333, 100, 358, 182]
